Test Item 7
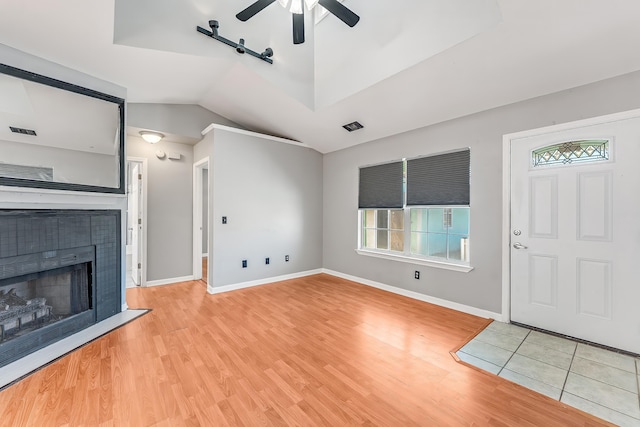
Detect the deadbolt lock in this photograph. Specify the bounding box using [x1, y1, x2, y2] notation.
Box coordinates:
[513, 230, 522, 236]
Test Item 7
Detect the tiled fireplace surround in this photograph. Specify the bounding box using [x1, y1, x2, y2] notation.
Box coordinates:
[0, 210, 121, 368]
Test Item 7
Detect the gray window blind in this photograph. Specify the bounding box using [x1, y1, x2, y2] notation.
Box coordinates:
[406, 149, 470, 206]
[358, 161, 404, 209]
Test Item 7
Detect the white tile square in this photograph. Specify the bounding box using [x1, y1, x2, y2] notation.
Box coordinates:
[504, 353, 568, 389]
[499, 369, 562, 400]
[524, 331, 577, 355]
[561, 392, 640, 427]
[516, 341, 573, 370]
[474, 328, 524, 352]
[457, 351, 502, 375]
[564, 372, 640, 419]
[570, 356, 638, 393]
[485, 321, 530, 340]
[459, 340, 513, 367]
[575, 344, 636, 373]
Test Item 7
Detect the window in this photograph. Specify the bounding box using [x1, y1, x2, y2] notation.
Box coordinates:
[361, 209, 404, 251]
[357, 149, 471, 270]
[532, 139, 609, 167]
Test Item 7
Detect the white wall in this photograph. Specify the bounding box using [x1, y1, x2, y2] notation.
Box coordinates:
[323, 69, 640, 315]
[195, 128, 323, 288]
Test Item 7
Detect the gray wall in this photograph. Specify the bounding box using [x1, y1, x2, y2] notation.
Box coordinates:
[127, 136, 194, 282]
[323, 70, 640, 314]
[128, 103, 243, 140]
[195, 129, 323, 288]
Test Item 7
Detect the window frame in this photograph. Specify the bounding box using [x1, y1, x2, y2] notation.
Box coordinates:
[356, 152, 473, 273]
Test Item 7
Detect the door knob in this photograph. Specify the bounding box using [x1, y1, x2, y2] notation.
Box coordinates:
[513, 242, 528, 249]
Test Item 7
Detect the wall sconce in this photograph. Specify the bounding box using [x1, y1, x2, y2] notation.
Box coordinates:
[196, 20, 274, 64]
[139, 131, 164, 144]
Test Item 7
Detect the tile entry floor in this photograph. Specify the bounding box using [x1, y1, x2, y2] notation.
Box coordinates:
[457, 321, 640, 426]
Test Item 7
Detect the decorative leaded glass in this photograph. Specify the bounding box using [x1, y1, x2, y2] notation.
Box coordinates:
[532, 139, 609, 167]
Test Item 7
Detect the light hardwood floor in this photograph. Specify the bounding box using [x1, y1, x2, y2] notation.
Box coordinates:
[0, 274, 610, 426]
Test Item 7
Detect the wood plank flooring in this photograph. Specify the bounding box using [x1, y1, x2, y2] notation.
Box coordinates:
[0, 274, 610, 426]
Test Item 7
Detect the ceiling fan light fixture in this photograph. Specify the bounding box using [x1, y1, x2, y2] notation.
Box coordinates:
[304, 0, 319, 10]
[289, 0, 303, 14]
[139, 131, 164, 144]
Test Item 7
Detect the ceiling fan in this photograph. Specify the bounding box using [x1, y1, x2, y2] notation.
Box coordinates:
[236, 0, 360, 45]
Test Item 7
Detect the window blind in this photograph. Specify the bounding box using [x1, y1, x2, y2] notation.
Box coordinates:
[358, 161, 404, 209]
[406, 149, 470, 206]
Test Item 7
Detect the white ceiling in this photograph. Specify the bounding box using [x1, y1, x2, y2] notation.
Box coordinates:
[1, 0, 640, 153]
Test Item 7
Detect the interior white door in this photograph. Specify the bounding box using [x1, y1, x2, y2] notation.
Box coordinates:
[130, 163, 141, 285]
[510, 116, 640, 354]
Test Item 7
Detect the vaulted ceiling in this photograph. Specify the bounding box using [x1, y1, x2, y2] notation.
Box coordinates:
[1, 0, 640, 153]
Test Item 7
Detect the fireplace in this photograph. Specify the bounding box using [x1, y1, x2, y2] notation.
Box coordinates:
[0, 210, 121, 368]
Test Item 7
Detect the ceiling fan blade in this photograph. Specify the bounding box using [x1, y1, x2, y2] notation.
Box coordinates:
[236, 0, 276, 21]
[292, 10, 305, 44]
[318, 0, 359, 27]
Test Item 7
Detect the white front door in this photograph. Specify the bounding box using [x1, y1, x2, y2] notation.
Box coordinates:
[510, 115, 640, 354]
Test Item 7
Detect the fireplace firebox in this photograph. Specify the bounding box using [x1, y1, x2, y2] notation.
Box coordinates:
[0, 210, 121, 368]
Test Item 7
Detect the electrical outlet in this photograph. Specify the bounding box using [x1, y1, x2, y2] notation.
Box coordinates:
[242, 260, 247, 268]
[285, 255, 290, 262]
[265, 257, 270, 265]
[222, 216, 227, 224]
[414, 271, 420, 279]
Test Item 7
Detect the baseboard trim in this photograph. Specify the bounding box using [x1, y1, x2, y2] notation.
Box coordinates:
[207, 269, 323, 295]
[146, 275, 195, 287]
[322, 269, 503, 321]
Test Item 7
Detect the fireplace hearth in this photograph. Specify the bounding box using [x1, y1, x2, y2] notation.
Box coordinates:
[0, 210, 121, 368]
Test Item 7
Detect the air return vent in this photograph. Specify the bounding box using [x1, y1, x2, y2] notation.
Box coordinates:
[342, 121, 364, 132]
[9, 126, 37, 136]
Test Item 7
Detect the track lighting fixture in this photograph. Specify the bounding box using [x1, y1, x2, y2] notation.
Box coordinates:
[196, 20, 273, 64]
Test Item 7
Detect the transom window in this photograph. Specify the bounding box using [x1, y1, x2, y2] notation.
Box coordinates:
[532, 139, 609, 167]
[358, 149, 471, 267]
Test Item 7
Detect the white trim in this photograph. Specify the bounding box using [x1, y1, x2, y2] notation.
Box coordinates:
[201, 123, 307, 148]
[193, 157, 209, 282]
[501, 107, 640, 323]
[121, 303, 129, 311]
[127, 157, 148, 287]
[207, 269, 323, 294]
[146, 275, 195, 287]
[202, 253, 208, 258]
[355, 249, 474, 273]
[323, 269, 503, 321]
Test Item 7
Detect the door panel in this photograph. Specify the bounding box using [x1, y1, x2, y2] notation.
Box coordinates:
[510, 116, 640, 354]
[131, 163, 141, 285]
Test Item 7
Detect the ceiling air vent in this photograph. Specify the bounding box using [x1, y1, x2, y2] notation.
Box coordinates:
[342, 121, 364, 132]
[9, 126, 37, 136]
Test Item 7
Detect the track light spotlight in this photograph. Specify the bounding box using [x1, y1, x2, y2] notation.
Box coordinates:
[261, 48, 273, 59]
[208, 20, 219, 37]
[236, 38, 246, 54]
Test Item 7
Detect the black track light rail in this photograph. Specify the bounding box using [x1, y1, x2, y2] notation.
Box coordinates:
[196, 20, 273, 64]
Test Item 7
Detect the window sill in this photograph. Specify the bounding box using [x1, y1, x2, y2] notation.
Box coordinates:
[355, 249, 474, 273]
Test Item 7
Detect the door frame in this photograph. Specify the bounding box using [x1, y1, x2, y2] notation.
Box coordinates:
[126, 156, 148, 287]
[193, 157, 210, 282]
[501, 108, 640, 323]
